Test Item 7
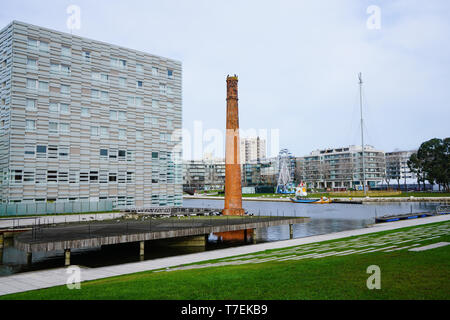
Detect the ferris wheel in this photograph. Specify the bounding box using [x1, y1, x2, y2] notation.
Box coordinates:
[276, 149, 295, 194]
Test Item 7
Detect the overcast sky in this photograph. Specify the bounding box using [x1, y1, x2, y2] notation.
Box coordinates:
[2, 0, 449, 159]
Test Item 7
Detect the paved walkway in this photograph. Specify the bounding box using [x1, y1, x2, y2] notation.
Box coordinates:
[0, 212, 124, 230]
[0, 215, 449, 296]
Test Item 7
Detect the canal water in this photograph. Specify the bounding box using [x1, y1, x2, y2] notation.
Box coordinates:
[0, 199, 441, 277]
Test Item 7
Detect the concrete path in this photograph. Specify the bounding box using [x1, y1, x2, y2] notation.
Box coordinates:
[0, 212, 125, 229]
[0, 214, 449, 297]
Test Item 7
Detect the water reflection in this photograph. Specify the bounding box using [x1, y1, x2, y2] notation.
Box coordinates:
[0, 199, 440, 277]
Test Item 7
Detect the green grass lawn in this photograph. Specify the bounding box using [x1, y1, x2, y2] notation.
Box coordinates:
[2, 221, 449, 300]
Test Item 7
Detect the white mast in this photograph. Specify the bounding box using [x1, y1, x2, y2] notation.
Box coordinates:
[358, 72, 366, 195]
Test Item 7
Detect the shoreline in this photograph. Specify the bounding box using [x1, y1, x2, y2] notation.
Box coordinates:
[184, 195, 450, 203]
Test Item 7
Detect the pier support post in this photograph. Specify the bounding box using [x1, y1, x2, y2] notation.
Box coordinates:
[0, 233, 3, 250]
[253, 228, 257, 244]
[244, 229, 248, 243]
[289, 224, 294, 239]
[27, 252, 32, 265]
[139, 241, 145, 260]
[0, 248, 3, 265]
[64, 249, 71, 266]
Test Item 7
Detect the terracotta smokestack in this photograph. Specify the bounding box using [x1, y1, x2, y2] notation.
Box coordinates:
[223, 75, 245, 216]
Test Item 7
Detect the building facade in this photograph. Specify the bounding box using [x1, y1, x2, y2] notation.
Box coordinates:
[183, 160, 225, 190]
[385, 150, 418, 188]
[296, 145, 385, 190]
[240, 137, 266, 163]
[0, 21, 182, 207]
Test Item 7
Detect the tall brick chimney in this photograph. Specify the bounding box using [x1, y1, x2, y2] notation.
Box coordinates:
[223, 75, 245, 216]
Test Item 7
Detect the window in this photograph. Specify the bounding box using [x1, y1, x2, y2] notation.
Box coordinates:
[119, 77, 127, 87]
[152, 67, 158, 76]
[118, 171, 126, 184]
[23, 171, 35, 183]
[144, 116, 151, 125]
[61, 46, 71, 57]
[168, 69, 173, 79]
[81, 107, 90, 117]
[109, 172, 117, 182]
[100, 126, 108, 138]
[80, 172, 89, 182]
[26, 120, 36, 131]
[89, 171, 98, 183]
[28, 38, 38, 49]
[136, 130, 143, 140]
[167, 119, 173, 129]
[152, 117, 159, 126]
[25, 145, 35, 158]
[10, 170, 22, 184]
[39, 81, 49, 92]
[109, 110, 118, 120]
[118, 129, 126, 140]
[49, 121, 58, 133]
[126, 172, 135, 183]
[26, 99, 36, 111]
[152, 152, 158, 159]
[100, 149, 108, 158]
[99, 170, 108, 184]
[83, 51, 91, 62]
[152, 100, 159, 109]
[91, 89, 99, 99]
[118, 150, 126, 161]
[36, 145, 47, 158]
[58, 171, 68, 183]
[39, 41, 49, 52]
[91, 126, 99, 136]
[127, 151, 135, 161]
[49, 102, 59, 113]
[60, 123, 70, 133]
[36, 169, 47, 183]
[51, 63, 59, 72]
[60, 84, 70, 95]
[26, 79, 37, 90]
[167, 102, 173, 111]
[27, 58, 37, 69]
[92, 72, 108, 82]
[136, 80, 143, 88]
[136, 63, 143, 73]
[118, 111, 127, 121]
[109, 149, 117, 160]
[47, 170, 58, 183]
[48, 145, 58, 159]
[159, 83, 166, 94]
[110, 58, 126, 69]
[60, 103, 70, 114]
[59, 147, 69, 159]
[60, 65, 70, 75]
[167, 86, 173, 94]
[69, 170, 78, 183]
[100, 91, 109, 101]
[128, 96, 142, 106]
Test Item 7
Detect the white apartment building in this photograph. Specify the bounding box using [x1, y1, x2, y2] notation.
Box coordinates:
[296, 145, 386, 190]
[240, 137, 266, 163]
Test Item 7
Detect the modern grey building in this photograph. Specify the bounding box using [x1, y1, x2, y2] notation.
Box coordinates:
[0, 21, 182, 207]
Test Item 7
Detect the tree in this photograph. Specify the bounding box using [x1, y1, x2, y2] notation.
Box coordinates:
[408, 137, 450, 192]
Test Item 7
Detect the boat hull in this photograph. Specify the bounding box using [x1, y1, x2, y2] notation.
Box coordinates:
[290, 198, 331, 204]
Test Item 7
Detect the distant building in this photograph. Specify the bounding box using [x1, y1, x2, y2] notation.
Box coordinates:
[296, 145, 386, 190]
[383, 150, 428, 190]
[240, 137, 266, 163]
[183, 159, 225, 190]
